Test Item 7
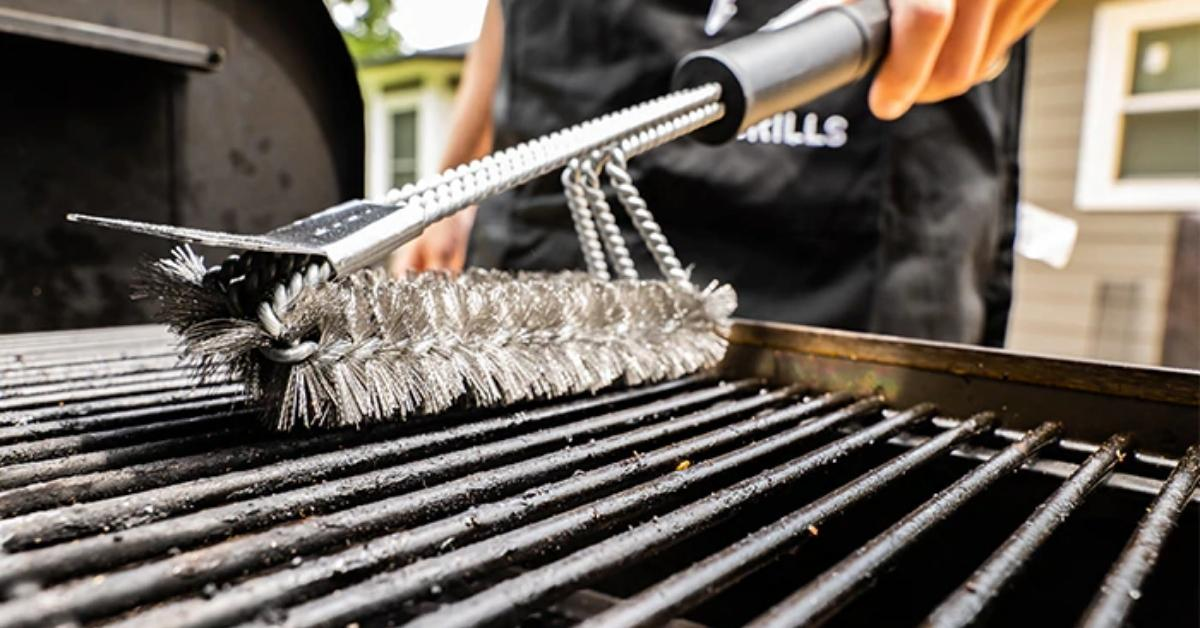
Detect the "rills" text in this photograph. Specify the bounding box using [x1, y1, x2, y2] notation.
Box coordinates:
[737, 112, 849, 148]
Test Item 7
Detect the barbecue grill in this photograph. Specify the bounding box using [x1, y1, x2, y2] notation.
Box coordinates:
[0, 321, 1195, 627]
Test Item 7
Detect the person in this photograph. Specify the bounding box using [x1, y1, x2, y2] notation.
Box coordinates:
[389, 0, 1055, 347]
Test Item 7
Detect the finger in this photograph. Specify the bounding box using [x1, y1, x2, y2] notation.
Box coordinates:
[411, 230, 448, 272]
[400, 242, 430, 274]
[977, 49, 1011, 83]
[869, 0, 956, 120]
[448, 240, 468, 272]
[426, 244, 454, 272]
[386, 246, 416, 278]
[917, 0, 998, 103]
[977, 0, 1055, 78]
[440, 210, 475, 272]
[430, 236, 469, 272]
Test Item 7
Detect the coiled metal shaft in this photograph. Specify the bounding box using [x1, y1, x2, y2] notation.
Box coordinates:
[561, 161, 611, 281]
[384, 84, 723, 225]
[606, 146, 689, 289]
[580, 152, 639, 281]
[559, 99, 724, 285]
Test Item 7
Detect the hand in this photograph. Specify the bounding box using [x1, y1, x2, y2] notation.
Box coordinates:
[869, 0, 1055, 120]
[387, 206, 477, 276]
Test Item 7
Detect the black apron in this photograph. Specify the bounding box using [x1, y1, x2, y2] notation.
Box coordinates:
[468, 0, 1024, 346]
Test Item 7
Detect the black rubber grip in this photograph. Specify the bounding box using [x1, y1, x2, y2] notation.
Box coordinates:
[672, 0, 890, 144]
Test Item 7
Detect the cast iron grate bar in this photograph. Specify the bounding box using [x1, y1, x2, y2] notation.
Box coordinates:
[0, 410, 249, 466]
[745, 423, 1064, 628]
[278, 398, 902, 628]
[0, 422, 251, 491]
[0, 354, 183, 388]
[0, 384, 248, 425]
[1078, 445, 1200, 628]
[0, 341, 176, 370]
[107, 390, 848, 628]
[0, 379, 762, 626]
[0, 395, 250, 447]
[0, 377, 721, 557]
[0, 326, 1194, 628]
[577, 413, 997, 628]
[923, 433, 1133, 627]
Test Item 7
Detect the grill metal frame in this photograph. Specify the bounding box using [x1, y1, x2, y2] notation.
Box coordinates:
[0, 322, 1196, 628]
[724, 321, 1199, 456]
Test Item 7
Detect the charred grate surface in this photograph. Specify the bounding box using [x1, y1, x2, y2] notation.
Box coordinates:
[0, 325, 1196, 628]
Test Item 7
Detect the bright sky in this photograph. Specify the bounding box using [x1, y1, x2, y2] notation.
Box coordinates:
[331, 0, 489, 52]
[392, 0, 488, 50]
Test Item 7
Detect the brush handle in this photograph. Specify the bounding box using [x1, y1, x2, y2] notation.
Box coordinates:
[672, 0, 890, 143]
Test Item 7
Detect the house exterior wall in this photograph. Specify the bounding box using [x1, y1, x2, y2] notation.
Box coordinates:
[1006, 0, 1181, 365]
[358, 58, 462, 200]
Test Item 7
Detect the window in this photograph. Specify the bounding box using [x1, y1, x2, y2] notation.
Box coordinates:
[391, 109, 419, 188]
[1077, 0, 1200, 210]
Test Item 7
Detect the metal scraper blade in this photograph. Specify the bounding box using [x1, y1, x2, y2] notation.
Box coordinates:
[68, 198, 427, 276]
[66, 213, 319, 256]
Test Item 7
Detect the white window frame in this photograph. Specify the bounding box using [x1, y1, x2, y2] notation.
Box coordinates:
[364, 79, 456, 201]
[367, 90, 421, 200]
[387, 102, 421, 189]
[1076, 0, 1200, 211]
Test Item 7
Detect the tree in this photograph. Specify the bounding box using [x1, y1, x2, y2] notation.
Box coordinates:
[326, 0, 402, 63]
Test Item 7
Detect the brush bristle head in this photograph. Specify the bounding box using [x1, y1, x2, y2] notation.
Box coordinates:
[139, 247, 736, 430]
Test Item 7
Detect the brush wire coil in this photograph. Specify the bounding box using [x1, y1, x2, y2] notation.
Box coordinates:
[139, 248, 735, 430]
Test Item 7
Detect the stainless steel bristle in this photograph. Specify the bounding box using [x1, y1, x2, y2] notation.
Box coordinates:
[138, 247, 736, 430]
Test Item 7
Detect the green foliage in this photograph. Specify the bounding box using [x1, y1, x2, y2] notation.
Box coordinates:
[326, 0, 402, 63]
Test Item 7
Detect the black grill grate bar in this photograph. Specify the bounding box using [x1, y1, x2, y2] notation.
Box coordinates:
[0, 377, 728, 557]
[0, 396, 250, 448]
[1078, 445, 1200, 628]
[0, 400, 567, 514]
[0, 410, 251, 467]
[0, 381, 770, 626]
[0, 407, 472, 517]
[288, 398, 899, 628]
[0, 350, 180, 378]
[0, 325, 1192, 628]
[889, 429, 1200, 504]
[0, 384, 247, 426]
[0, 381, 747, 593]
[0, 366, 231, 401]
[745, 422, 1065, 628]
[0, 377, 700, 489]
[0, 342, 175, 370]
[0, 427, 252, 492]
[0, 375, 239, 412]
[0, 325, 169, 350]
[0, 327, 170, 358]
[579, 413, 997, 628]
[923, 433, 1133, 628]
[108, 390, 850, 628]
[936, 418, 1180, 472]
[0, 355, 182, 388]
[1128, 451, 1186, 470]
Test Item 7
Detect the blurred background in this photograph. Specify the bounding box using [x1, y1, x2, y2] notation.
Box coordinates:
[0, 0, 1195, 369]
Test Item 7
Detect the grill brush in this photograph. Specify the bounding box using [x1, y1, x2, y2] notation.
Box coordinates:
[68, 0, 890, 429]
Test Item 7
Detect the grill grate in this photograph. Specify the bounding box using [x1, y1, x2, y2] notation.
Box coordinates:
[0, 325, 1196, 628]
